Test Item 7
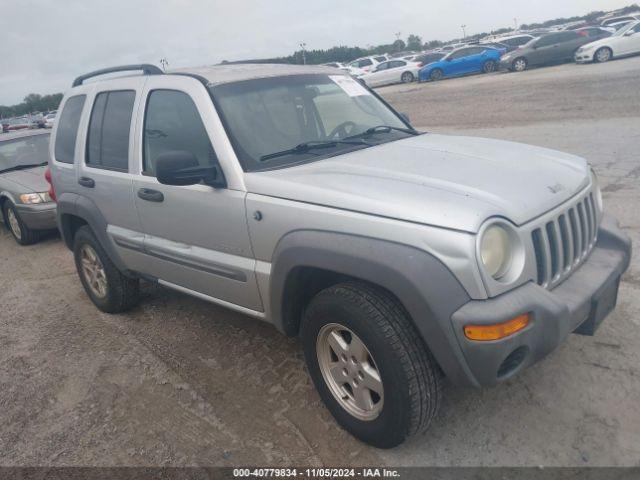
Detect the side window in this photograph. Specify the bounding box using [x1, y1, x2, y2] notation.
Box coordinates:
[360, 59, 373, 67]
[633, 23, 640, 33]
[376, 62, 389, 71]
[86, 90, 135, 171]
[514, 36, 531, 46]
[536, 35, 557, 47]
[54, 95, 86, 164]
[143, 90, 216, 175]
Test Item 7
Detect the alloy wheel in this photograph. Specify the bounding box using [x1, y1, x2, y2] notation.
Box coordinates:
[316, 323, 384, 421]
[80, 244, 108, 298]
[513, 59, 527, 72]
[595, 48, 611, 63]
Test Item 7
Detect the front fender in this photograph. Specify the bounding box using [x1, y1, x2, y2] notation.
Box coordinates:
[269, 230, 477, 387]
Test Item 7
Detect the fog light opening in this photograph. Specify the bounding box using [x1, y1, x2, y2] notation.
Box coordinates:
[497, 346, 529, 379]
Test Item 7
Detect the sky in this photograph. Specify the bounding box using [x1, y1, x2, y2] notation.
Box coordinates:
[0, 0, 633, 105]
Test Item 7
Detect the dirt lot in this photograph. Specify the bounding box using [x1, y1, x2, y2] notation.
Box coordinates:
[1, 58, 639, 467]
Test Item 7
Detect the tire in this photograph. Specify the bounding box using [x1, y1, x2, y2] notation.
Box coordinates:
[2, 201, 39, 245]
[401, 71, 414, 83]
[301, 281, 442, 448]
[73, 225, 140, 313]
[482, 60, 497, 73]
[594, 47, 612, 63]
[511, 57, 528, 72]
[429, 69, 444, 81]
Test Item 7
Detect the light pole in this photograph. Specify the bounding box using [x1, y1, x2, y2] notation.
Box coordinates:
[461, 24, 467, 39]
[299, 42, 307, 65]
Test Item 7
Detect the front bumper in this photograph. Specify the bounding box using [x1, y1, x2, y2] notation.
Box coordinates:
[15, 203, 57, 230]
[575, 52, 594, 63]
[450, 214, 631, 387]
[498, 59, 514, 71]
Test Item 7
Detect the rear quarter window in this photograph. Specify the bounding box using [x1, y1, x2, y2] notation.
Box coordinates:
[54, 95, 86, 164]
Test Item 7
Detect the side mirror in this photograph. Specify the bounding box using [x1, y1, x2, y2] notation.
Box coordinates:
[624, 30, 634, 36]
[155, 151, 226, 188]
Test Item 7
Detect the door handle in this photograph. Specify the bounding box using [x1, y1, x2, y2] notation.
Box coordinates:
[78, 176, 95, 188]
[137, 188, 164, 203]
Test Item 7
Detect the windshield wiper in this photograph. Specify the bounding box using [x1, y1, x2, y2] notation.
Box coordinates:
[344, 125, 420, 141]
[260, 140, 370, 162]
[0, 162, 47, 174]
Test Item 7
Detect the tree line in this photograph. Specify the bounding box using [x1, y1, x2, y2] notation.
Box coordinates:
[0, 93, 63, 119]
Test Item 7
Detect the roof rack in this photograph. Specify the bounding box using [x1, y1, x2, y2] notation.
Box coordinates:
[72, 64, 163, 87]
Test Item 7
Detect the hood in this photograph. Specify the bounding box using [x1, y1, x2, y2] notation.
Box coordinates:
[244, 134, 589, 233]
[1, 166, 49, 193]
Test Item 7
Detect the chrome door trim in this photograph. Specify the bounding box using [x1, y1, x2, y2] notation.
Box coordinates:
[158, 279, 266, 319]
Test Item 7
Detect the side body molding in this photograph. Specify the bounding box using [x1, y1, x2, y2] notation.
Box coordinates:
[269, 230, 477, 386]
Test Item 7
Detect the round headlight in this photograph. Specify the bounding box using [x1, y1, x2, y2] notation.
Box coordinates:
[480, 224, 513, 279]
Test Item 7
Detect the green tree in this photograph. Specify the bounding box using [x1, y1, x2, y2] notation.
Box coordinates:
[406, 34, 422, 51]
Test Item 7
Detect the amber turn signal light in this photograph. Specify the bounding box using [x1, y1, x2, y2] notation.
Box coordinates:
[464, 313, 531, 341]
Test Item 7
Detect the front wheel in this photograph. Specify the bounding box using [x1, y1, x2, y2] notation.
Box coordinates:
[2, 201, 39, 245]
[594, 47, 612, 63]
[511, 57, 528, 72]
[401, 71, 414, 83]
[301, 282, 442, 448]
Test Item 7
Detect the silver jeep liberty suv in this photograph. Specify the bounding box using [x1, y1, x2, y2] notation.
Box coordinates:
[48, 63, 631, 448]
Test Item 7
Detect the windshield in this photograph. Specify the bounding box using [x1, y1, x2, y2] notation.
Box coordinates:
[0, 134, 50, 173]
[210, 74, 414, 171]
[614, 21, 636, 35]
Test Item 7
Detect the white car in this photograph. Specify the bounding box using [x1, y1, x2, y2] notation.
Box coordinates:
[575, 21, 640, 63]
[346, 56, 381, 76]
[43, 113, 56, 128]
[359, 59, 421, 87]
[601, 14, 640, 27]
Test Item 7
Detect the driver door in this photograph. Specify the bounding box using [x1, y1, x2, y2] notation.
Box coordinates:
[131, 75, 263, 312]
[619, 23, 640, 55]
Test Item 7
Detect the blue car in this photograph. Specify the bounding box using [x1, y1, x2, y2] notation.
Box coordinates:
[419, 46, 503, 82]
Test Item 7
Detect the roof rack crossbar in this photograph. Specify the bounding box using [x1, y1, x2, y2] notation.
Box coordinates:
[72, 64, 163, 87]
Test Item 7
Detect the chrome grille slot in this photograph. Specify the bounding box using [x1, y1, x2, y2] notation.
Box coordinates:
[531, 188, 599, 289]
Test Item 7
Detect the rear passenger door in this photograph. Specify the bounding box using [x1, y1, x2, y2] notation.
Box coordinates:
[131, 75, 263, 312]
[78, 78, 147, 271]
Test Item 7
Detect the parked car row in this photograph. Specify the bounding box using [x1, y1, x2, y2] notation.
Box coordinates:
[1, 111, 57, 133]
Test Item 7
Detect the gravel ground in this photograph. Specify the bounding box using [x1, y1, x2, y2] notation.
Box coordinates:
[1, 57, 639, 467]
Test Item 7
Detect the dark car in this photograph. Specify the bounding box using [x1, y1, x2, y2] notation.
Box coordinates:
[413, 52, 445, 66]
[499, 30, 608, 71]
[478, 42, 509, 54]
[576, 27, 613, 39]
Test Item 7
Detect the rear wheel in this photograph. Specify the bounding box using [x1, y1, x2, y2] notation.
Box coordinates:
[594, 47, 612, 63]
[401, 71, 414, 83]
[482, 60, 497, 73]
[429, 69, 444, 81]
[2, 201, 39, 245]
[73, 225, 140, 313]
[301, 281, 442, 448]
[511, 57, 528, 72]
